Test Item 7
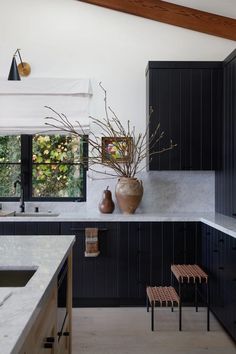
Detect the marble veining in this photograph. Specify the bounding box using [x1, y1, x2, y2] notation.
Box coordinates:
[2, 171, 215, 215]
[0, 235, 75, 354]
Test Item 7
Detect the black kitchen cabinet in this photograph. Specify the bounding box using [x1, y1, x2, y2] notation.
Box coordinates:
[201, 223, 236, 341]
[118, 222, 151, 304]
[146, 61, 222, 170]
[150, 222, 201, 303]
[61, 222, 119, 306]
[0, 222, 60, 235]
[0, 222, 15, 235]
[0, 221, 200, 306]
[119, 221, 200, 305]
[215, 49, 236, 218]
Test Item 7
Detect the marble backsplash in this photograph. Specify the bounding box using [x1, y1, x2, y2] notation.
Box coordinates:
[2, 171, 215, 215]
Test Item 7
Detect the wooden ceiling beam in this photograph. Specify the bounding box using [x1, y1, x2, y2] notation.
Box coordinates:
[79, 0, 236, 41]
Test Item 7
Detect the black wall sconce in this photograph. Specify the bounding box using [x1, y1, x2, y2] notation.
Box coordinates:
[8, 49, 31, 81]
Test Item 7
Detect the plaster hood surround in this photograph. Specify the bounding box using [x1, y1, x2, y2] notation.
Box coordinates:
[0, 78, 92, 135]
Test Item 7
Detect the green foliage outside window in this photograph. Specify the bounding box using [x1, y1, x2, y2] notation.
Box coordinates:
[32, 135, 84, 198]
[0, 136, 21, 197]
[0, 135, 86, 199]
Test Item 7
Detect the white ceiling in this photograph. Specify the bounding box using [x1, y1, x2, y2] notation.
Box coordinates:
[167, 0, 236, 19]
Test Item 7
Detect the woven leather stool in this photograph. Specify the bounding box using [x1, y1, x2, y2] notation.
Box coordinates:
[171, 264, 209, 331]
[146, 286, 181, 331]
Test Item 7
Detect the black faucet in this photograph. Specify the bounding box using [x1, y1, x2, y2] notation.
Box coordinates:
[13, 179, 25, 213]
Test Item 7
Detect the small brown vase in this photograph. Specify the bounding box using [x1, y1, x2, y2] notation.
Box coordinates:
[115, 177, 143, 214]
[99, 187, 115, 214]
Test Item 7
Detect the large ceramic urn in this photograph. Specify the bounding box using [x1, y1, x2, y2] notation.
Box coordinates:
[115, 177, 143, 214]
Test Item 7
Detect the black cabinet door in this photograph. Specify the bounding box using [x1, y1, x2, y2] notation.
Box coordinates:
[150, 222, 200, 303]
[0, 222, 15, 235]
[118, 222, 151, 305]
[201, 223, 236, 341]
[0, 222, 60, 235]
[147, 62, 222, 170]
[215, 49, 236, 218]
[61, 222, 119, 306]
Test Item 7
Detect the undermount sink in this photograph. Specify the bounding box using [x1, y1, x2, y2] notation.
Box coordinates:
[0, 267, 37, 287]
[13, 212, 59, 217]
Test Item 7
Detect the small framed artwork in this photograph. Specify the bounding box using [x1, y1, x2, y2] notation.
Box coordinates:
[102, 137, 133, 163]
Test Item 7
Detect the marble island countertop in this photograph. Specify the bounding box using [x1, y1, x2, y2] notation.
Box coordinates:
[1, 210, 236, 238]
[0, 235, 75, 354]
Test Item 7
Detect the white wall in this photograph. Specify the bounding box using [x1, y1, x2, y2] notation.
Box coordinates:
[0, 0, 235, 213]
[167, 0, 236, 18]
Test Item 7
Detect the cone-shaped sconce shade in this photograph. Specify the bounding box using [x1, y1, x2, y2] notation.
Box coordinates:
[8, 56, 21, 80]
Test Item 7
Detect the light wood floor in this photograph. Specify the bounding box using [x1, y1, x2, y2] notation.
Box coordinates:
[72, 307, 236, 354]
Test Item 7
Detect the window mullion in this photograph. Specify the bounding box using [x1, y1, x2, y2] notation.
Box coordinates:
[21, 135, 32, 201]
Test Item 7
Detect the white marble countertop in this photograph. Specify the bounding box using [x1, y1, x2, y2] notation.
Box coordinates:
[0, 235, 75, 354]
[1, 211, 236, 238]
[0, 211, 212, 222]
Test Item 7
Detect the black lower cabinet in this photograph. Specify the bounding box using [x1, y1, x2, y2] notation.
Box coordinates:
[60, 221, 200, 307]
[0, 222, 60, 235]
[201, 223, 236, 341]
[1, 220, 235, 341]
[0, 221, 200, 307]
[151, 222, 201, 303]
[118, 222, 151, 305]
[61, 222, 120, 307]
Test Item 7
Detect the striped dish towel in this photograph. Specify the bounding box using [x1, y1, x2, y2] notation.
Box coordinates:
[84, 228, 100, 257]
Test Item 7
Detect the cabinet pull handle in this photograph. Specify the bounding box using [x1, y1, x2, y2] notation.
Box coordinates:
[70, 228, 108, 232]
[63, 331, 70, 336]
[213, 249, 218, 253]
[46, 337, 55, 343]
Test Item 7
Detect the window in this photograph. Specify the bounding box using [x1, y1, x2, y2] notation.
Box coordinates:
[0, 135, 87, 201]
[0, 136, 21, 198]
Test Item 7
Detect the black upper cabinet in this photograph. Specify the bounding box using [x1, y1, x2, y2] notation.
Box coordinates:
[215, 49, 236, 218]
[146, 61, 223, 170]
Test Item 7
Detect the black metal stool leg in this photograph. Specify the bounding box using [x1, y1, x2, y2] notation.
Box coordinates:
[151, 301, 154, 331]
[195, 282, 198, 312]
[147, 295, 149, 312]
[179, 302, 182, 331]
[179, 282, 182, 331]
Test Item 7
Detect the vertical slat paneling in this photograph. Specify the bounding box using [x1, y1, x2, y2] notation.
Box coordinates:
[150, 222, 162, 285]
[232, 59, 236, 215]
[158, 69, 171, 170]
[202, 69, 212, 169]
[191, 69, 202, 169]
[147, 62, 222, 170]
[169, 69, 181, 169]
[181, 70, 191, 169]
[215, 50, 236, 217]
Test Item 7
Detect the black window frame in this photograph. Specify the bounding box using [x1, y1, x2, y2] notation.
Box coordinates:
[0, 134, 87, 202]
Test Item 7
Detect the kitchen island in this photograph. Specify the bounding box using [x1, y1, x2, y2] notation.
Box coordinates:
[0, 235, 75, 354]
